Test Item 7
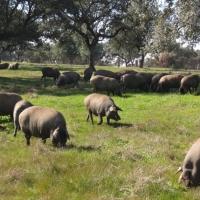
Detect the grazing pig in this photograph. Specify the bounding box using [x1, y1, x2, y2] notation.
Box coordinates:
[136, 72, 157, 87]
[94, 69, 117, 80]
[13, 100, 33, 137]
[157, 74, 184, 93]
[120, 74, 149, 92]
[84, 67, 94, 82]
[115, 70, 138, 82]
[19, 106, 70, 146]
[84, 93, 122, 125]
[150, 73, 169, 92]
[176, 138, 200, 187]
[57, 72, 80, 88]
[0, 63, 9, 69]
[90, 75, 122, 96]
[8, 62, 19, 70]
[41, 67, 60, 81]
[179, 74, 200, 94]
[0, 92, 22, 121]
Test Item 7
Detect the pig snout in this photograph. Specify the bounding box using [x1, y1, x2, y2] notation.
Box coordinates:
[114, 114, 121, 121]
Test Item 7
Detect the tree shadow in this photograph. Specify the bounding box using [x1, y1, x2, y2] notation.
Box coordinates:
[120, 94, 135, 98]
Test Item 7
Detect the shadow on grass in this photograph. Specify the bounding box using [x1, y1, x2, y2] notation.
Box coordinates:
[111, 122, 133, 128]
[121, 94, 135, 98]
[65, 143, 101, 152]
[194, 91, 200, 96]
[0, 125, 7, 131]
[0, 76, 93, 97]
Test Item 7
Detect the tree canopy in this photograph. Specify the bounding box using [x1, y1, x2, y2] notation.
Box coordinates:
[1, 0, 200, 68]
[45, 0, 130, 70]
[0, 0, 48, 51]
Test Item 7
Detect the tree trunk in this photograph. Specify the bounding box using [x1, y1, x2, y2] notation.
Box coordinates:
[131, 59, 134, 67]
[89, 51, 96, 71]
[9, 52, 12, 61]
[117, 56, 120, 67]
[69, 56, 73, 64]
[139, 54, 144, 68]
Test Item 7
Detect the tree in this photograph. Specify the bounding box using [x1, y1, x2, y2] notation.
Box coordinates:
[0, 0, 47, 52]
[105, 36, 140, 67]
[129, 0, 160, 67]
[170, 45, 198, 69]
[149, 4, 179, 55]
[158, 51, 171, 68]
[107, 0, 160, 68]
[55, 31, 80, 64]
[46, 0, 130, 71]
[155, 0, 200, 48]
[174, 0, 200, 46]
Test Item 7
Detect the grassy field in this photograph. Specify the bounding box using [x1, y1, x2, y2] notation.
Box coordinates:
[0, 63, 200, 200]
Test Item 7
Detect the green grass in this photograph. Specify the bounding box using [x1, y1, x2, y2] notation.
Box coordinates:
[1, 63, 200, 199]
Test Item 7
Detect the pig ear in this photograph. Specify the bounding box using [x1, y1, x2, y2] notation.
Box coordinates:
[109, 105, 122, 112]
[109, 105, 115, 112]
[175, 167, 183, 174]
[116, 106, 122, 111]
[53, 127, 60, 139]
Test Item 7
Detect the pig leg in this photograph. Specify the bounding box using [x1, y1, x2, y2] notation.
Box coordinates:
[10, 114, 13, 121]
[86, 113, 90, 121]
[106, 117, 110, 125]
[76, 82, 79, 88]
[97, 114, 103, 125]
[87, 110, 94, 124]
[122, 87, 126, 93]
[13, 125, 19, 137]
[24, 131, 31, 145]
[41, 138, 46, 144]
[92, 86, 97, 93]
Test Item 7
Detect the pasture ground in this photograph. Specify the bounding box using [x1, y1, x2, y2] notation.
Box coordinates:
[0, 63, 200, 199]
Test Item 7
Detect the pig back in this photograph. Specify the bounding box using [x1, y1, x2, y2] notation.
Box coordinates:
[183, 139, 200, 168]
[13, 100, 33, 126]
[19, 106, 67, 138]
[182, 138, 200, 186]
[94, 69, 117, 79]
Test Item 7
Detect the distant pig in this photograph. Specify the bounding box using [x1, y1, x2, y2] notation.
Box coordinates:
[8, 62, 20, 70]
[179, 74, 200, 94]
[150, 73, 169, 92]
[136, 72, 157, 87]
[120, 74, 149, 92]
[157, 74, 184, 93]
[0, 63, 9, 69]
[84, 93, 122, 125]
[84, 67, 94, 82]
[57, 72, 80, 88]
[94, 69, 117, 80]
[115, 69, 138, 82]
[41, 67, 60, 81]
[90, 75, 122, 96]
